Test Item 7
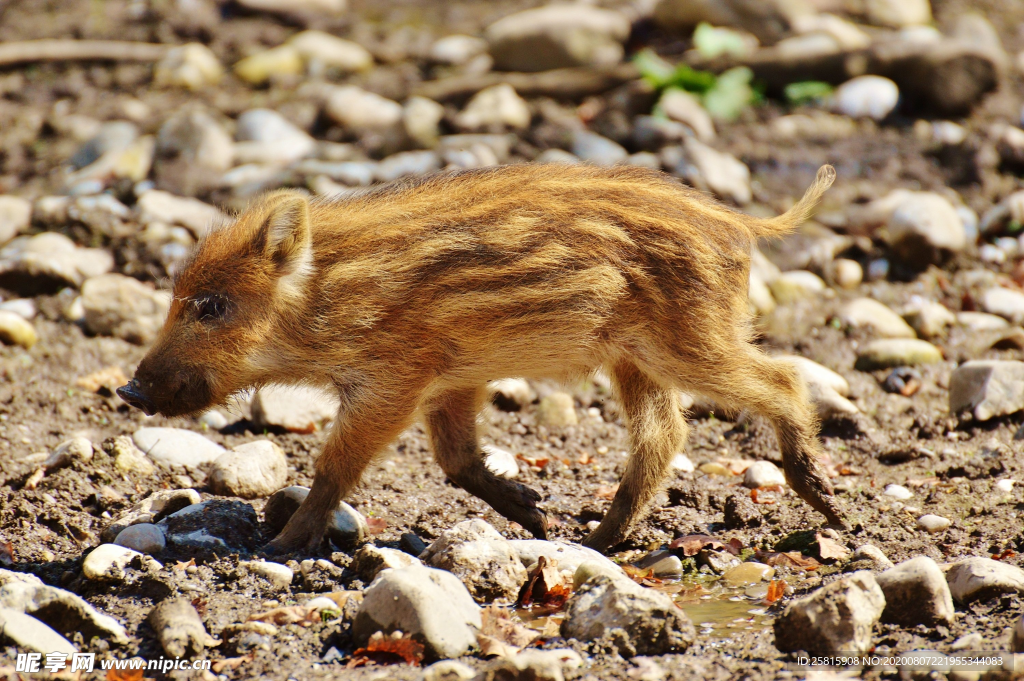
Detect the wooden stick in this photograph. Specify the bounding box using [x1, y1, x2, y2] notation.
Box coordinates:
[0, 40, 170, 66]
[414, 63, 641, 102]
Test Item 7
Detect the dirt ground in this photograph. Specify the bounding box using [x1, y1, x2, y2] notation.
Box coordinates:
[0, 0, 1023, 679]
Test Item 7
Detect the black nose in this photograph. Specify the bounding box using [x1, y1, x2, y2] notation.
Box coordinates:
[117, 379, 156, 415]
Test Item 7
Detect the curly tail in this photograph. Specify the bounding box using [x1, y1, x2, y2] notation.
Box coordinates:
[753, 164, 836, 236]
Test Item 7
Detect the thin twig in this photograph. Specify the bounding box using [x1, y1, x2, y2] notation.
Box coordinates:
[0, 39, 170, 67]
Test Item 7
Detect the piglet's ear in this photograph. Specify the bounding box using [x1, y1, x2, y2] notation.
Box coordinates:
[260, 191, 311, 273]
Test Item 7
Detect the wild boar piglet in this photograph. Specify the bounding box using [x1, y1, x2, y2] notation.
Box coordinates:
[118, 163, 843, 554]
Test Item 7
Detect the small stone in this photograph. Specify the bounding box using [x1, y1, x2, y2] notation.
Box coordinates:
[251, 385, 339, 434]
[0, 232, 113, 294]
[110, 436, 156, 477]
[0, 608, 76, 655]
[83, 544, 162, 581]
[199, 410, 229, 430]
[375, 150, 442, 182]
[832, 75, 899, 120]
[513, 540, 625, 579]
[153, 43, 223, 91]
[840, 298, 917, 338]
[700, 549, 742, 573]
[353, 564, 481, 661]
[329, 501, 369, 550]
[635, 551, 684, 579]
[875, 556, 954, 626]
[352, 545, 423, 582]
[981, 287, 1024, 324]
[483, 444, 519, 479]
[158, 499, 259, 553]
[81, 274, 170, 345]
[325, 86, 403, 135]
[678, 137, 751, 204]
[671, 453, 695, 472]
[455, 84, 531, 132]
[957, 311, 1010, 331]
[883, 484, 913, 500]
[287, 31, 373, 73]
[133, 427, 227, 468]
[724, 494, 762, 530]
[571, 131, 628, 166]
[949, 360, 1024, 421]
[0, 298, 35, 320]
[234, 45, 303, 85]
[996, 479, 1015, 493]
[917, 514, 951, 533]
[769, 270, 826, 304]
[743, 461, 786, 489]
[489, 649, 584, 680]
[855, 338, 943, 371]
[262, 485, 310, 535]
[881, 191, 966, 267]
[155, 106, 234, 195]
[113, 523, 166, 555]
[403, 96, 445, 148]
[562, 574, 694, 655]
[429, 35, 488, 66]
[490, 378, 536, 411]
[851, 544, 894, 570]
[573, 560, 630, 589]
[0, 310, 36, 349]
[536, 391, 578, 427]
[831, 258, 863, 289]
[101, 488, 201, 542]
[236, 0, 346, 14]
[946, 557, 1024, 603]
[136, 189, 225, 238]
[658, 90, 715, 142]
[783, 355, 857, 418]
[209, 440, 288, 499]
[862, 0, 932, 28]
[904, 301, 957, 339]
[234, 108, 317, 166]
[0, 195, 31, 245]
[242, 560, 294, 589]
[1014, 614, 1024, 653]
[773, 571, 885, 655]
[721, 562, 775, 587]
[0, 580, 129, 643]
[148, 598, 220, 658]
[485, 4, 630, 72]
[423, 660, 477, 681]
[421, 519, 527, 603]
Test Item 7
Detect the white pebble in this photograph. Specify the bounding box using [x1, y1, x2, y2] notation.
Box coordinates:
[882, 484, 913, 500]
[482, 444, 519, 479]
[917, 514, 952, 533]
[832, 75, 899, 120]
[995, 479, 1015, 493]
[671, 453, 695, 473]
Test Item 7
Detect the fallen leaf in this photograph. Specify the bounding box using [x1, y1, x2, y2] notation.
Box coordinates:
[191, 597, 207, 616]
[347, 631, 425, 668]
[366, 517, 387, 535]
[517, 555, 568, 608]
[991, 549, 1016, 561]
[622, 564, 655, 584]
[765, 579, 786, 604]
[577, 451, 593, 465]
[516, 454, 550, 469]
[77, 366, 129, 395]
[210, 657, 250, 674]
[758, 551, 820, 571]
[477, 606, 540, 658]
[595, 485, 619, 500]
[0, 541, 13, 566]
[107, 668, 144, 681]
[669, 534, 737, 556]
[478, 633, 520, 659]
[815, 533, 850, 561]
[715, 458, 754, 475]
[173, 558, 196, 572]
[837, 465, 862, 476]
[23, 467, 45, 490]
[750, 488, 777, 505]
[247, 605, 317, 627]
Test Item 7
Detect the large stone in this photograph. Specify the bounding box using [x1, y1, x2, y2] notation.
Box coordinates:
[485, 5, 630, 72]
[773, 571, 885, 655]
[353, 564, 482, 661]
[768, 270, 826, 304]
[0, 232, 113, 294]
[981, 287, 1024, 324]
[679, 137, 751, 204]
[839, 298, 916, 338]
[136, 190, 225, 238]
[782, 355, 858, 417]
[132, 427, 227, 468]
[81, 274, 170, 345]
[0, 581, 129, 643]
[251, 385, 339, 434]
[854, 339, 942, 371]
[262, 485, 368, 549]
[0, 195, 31, 245]
[0, 608, 76, 655]
[209, 440, 288, 499]
[101, 488, 201, 542]
[743, 460, 786, 489]
[82, 544, 162, 581]
[875, 556, 954, 626]
[352, 545, 423, 582]
[234, 109, 317, 166]
[421, 519, 527, 603]
[157, 500, 260, 553]
[510, 540, 625, 578]
[114, 524, 166, 555]
[562, 574, 695, 656]
[949, 361, 1024, 421]
[946, 557, 1024, 604]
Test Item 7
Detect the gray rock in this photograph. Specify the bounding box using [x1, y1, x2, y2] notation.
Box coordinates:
[114, 523, 166, 555]
[490, 378, 536, 411]
[81, 273, 171, 345]
[875, 556, 954, 626]
[0, 607, 76, 655]
[0, 569, 42, 588]
[133, 427, 227, 468]
[295, 160, 376, 186]
[839, 298, 917, 338]
[157, 499, 259, 553]
[421, 518, 528, 603]
[635, 550, 684, 578]
[209, 440, 288, 499]
[485, 4, 630, 72]
[652, 0, 808, 44]
[423, 660, 477, 681]
[241, 560, 293, 589]
[251, 385, 339, 434]
[511, 539, 625, 578]
[102, 488, 201, 542]
[404, 96, 446, 148]
[832, 76, 900, 120]
[536, 391, 578, 427]
[981, 287, 1024, 324]
[265, 487, 368, 549]
[234, 109, 316, 166]
[155, 107, 234, 196]
[136, 189, 225, 238]
[262, 485, 310, 534]
[782, 355, 858, 417]
[949, 360, 1024, 421]
[353, 564, 482, 661]
[429, 35, 488, 66]
[854, 338, 943, 371]
[632, 116, 692, 151]
[0, 232, 113, 295]
[571, 130, 628, 166]
[768, 270, 826, 304]
[773, 571, 885, 655]
[325, 86, 403, 135]
[658, 89, 715, 142]
[743, 460, 786, 489]
[851, 545, 894, 570]
[0, 298, 36, 320]
[536, 148, 581, 164]
[917, 514, 952, 534]
[352, 545, 423, 581]
[375, 150, 443, 182]
[904, 301, 957, 339]
[562, 574, 695, 656]
[455, 84, 531, 132]
[0, 195, 31, 245]
[885, 191, 966, 267]
[0, 580, 129, 643]
[148, 598, 220, 658]
[483, 649, 584, 681]
[483, 444, 519, 479]
[574, 560, 633, 588]
[70, 120, 138, 169]
[946, 557, 1024, 604]
[82, 544, 162, 581]
[677, 138, 751, 204]
[153, 42, 223, 91]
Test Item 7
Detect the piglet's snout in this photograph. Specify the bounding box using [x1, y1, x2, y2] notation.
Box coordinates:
[116, 379, 156, 416]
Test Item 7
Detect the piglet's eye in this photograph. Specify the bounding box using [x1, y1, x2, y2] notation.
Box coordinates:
[196, 296, 228, 322]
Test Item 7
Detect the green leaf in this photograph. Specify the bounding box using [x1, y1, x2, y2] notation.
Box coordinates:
[784, 80, 834, 105]
[701, 66, 754, 121]
[633, 48, 717, 94]
[693, 22, 754, 59]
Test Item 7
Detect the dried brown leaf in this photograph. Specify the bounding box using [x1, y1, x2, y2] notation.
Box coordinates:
[366, 517, 387, 535]
[765, 579, 786, 604]
[669, 534, 736, 556]
[347, 631, 425, 668]
[758, 551, 820, 570]
[247, 605, 316, 626]
[814, 533, 850, 561]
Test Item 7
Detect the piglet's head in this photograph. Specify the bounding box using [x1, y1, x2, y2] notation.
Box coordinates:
[118, 190, 313, 417]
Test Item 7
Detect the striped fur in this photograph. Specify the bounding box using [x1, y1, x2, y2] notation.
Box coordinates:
[128, 163, 842, 554]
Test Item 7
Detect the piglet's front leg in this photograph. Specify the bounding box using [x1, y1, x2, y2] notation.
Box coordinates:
[263, 391, 419, 555]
